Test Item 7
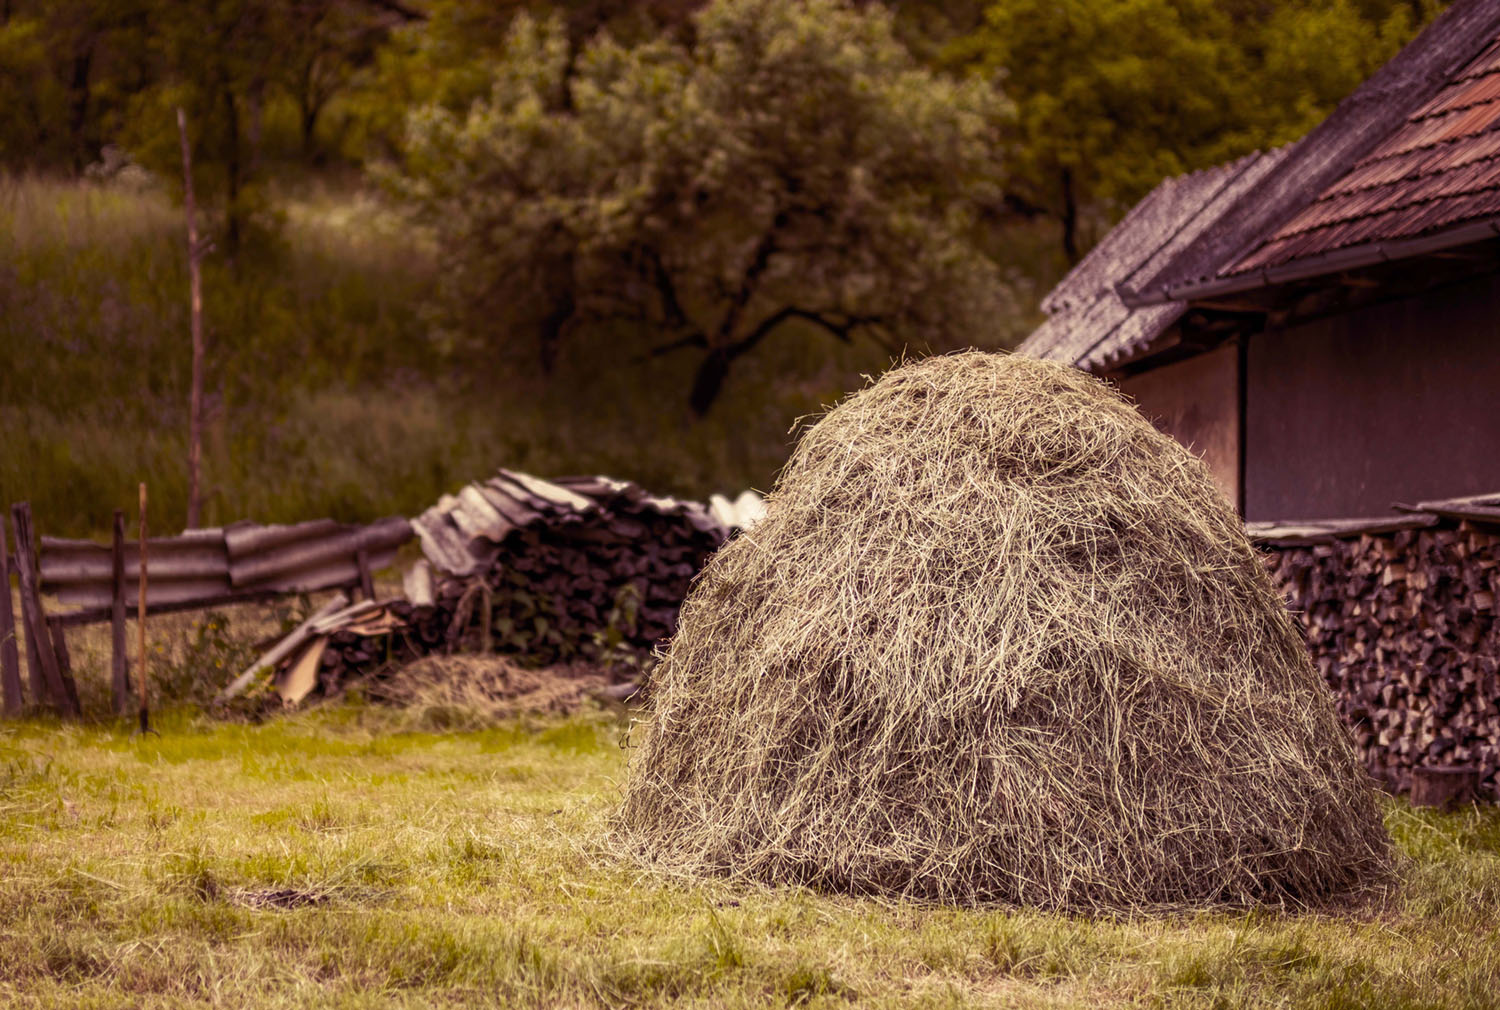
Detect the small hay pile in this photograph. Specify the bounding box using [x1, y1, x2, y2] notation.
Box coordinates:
[616, 352, 1391, 910]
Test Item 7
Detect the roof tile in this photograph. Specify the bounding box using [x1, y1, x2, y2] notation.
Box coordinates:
[1228, 25, 1500, 277]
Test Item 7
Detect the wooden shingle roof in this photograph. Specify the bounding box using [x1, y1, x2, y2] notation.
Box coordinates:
[1231, 34, 1500, 275]
[1021, 0, 1500, 370]
[1016, 148, 1289, 370]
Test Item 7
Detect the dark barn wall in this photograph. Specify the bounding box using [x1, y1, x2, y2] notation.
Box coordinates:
[1245, 272, 1500, 521]
[1118, 343, 1241, 509]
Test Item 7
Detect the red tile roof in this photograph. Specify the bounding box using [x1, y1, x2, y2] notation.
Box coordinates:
[1232, 35, 1500, 274]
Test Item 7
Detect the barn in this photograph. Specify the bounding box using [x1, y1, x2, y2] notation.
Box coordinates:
[1018, 0, 1500, 801]
[1019, 0, 1500, 523]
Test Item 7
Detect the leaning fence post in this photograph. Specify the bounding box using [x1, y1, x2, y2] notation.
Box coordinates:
[0, 520, 22, 715]
[111, 509, 128, 715]
[10, 503, 77, 716]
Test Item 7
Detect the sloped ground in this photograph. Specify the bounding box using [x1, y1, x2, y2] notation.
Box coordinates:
[0, 706, 1497, 1009]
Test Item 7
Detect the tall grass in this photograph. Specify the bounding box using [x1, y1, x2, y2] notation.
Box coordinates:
[1, 173, 928, 537]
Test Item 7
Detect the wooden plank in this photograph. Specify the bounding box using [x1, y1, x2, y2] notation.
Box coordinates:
[216, 592, 348, 703]
[275, 636, 328, 706]
[137, 483, 149, 733]
[52, 588, 285, 628]
[0, 519, 22, 715]
[11, 503, 78, 716]
[46, 616, 81, 715]
[111, 510, 128, 715]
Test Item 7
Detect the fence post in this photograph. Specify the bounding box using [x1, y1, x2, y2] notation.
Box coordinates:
[137, 483, 150, 733]
[355, 548, 375, 601]
[0, 521, 22, 715]
[111, 509, 128, 715]
[10, 503, 78, 717]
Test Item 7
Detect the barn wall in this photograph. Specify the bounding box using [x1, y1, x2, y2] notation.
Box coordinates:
[1118, 343, 1241, 509]
[1245, 272, 1500, 521]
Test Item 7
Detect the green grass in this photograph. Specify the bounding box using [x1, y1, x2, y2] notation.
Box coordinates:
[1, 704, 1497, 1009]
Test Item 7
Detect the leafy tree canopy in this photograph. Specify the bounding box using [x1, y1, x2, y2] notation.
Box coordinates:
[391, 0, 1018, 415]
[947, 0, 1443, 260]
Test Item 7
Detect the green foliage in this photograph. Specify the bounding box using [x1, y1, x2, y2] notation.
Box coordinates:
[390, 0, 1023, 415]
[948, 0, 1444, 259]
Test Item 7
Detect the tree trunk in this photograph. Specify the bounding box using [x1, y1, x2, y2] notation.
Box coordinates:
[1060, 167, 1080, 265]
[223, 88, 242, 261]
[177, 107, 206, 530]
[689, 347, 733, 417]
[68, 43, 94, 173]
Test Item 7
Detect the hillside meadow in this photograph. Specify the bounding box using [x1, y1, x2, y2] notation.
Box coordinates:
[0, 174, 924, 539]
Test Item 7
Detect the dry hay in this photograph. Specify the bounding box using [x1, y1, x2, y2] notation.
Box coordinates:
[615, 351, 1391, 910]
[368, 655, 611, 728]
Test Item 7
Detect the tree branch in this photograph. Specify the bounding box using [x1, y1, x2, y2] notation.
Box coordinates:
[714, 211, 788, 343]
[687, 306, 883, 416]
[357, 0, 426, 22]
[642, 332, 708, 359]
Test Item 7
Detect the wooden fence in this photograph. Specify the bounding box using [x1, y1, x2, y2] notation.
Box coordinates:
[1, 501, 411, 717]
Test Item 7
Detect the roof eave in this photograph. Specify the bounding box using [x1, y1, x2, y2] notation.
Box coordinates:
[1117, 216, 1500, 307]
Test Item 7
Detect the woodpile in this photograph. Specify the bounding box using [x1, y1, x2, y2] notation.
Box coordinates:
[1255, 500, 1500, 799]
[306, 472, 741, 693]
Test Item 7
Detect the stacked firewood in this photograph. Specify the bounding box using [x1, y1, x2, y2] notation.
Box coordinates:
[1260, 522, 1500, 797]
[310, 473, 735, 689]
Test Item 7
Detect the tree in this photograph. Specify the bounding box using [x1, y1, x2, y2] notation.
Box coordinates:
[390, 0, 1014, 416]
[0, 0, 153, 172]
[948, 0, 1443, 262]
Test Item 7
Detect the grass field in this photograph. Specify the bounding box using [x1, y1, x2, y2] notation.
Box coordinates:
[2, 704, 1498, 1009]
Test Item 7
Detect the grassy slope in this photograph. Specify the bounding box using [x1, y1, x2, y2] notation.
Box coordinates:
[1, 707, 1498, 1009]
[4, 174, 1007, 539]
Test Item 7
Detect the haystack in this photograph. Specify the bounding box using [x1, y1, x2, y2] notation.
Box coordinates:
[616, 352, 1391, 910]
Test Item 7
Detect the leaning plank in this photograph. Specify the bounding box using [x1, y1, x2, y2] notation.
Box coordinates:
[275, 636, 329, 706]
[215, 592, 348, 703]
[0, 530, 22, 715]
[11, 503, 78, 716]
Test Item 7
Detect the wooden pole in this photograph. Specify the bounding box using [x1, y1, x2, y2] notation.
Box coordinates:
[137, 483, 150, 733]
[178, 107, 206, 530]
[0, 523, 22, 715]
[111, 509, 128, 715]
[355, 548, 375, 602]
[11, 503, 77, 716]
